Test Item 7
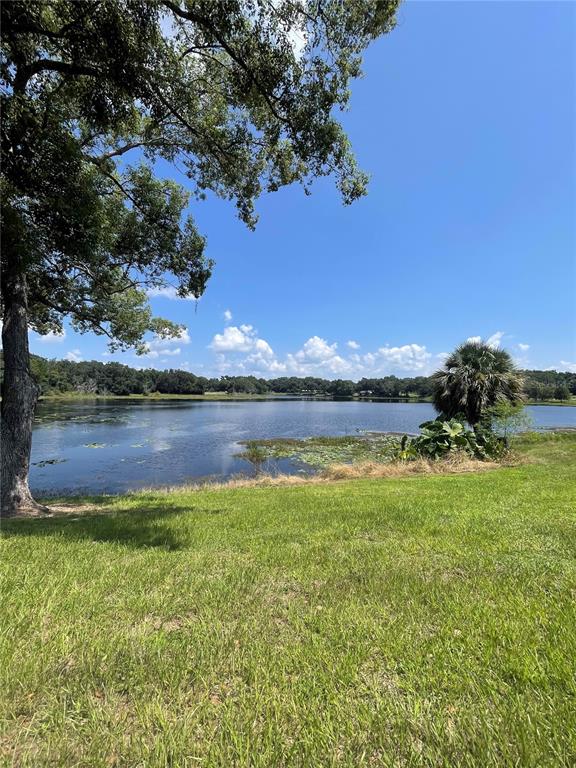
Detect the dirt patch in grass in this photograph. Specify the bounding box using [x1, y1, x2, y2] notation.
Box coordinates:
[46, 502, 101, 515]
[133, 613, 198, 635]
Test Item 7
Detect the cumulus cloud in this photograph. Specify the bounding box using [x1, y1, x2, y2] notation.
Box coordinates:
[38, 329, 66, 343]
[142, 328, 190, 358]
[208, 320, 563, 379]
[146, 286, 196, 301]
[143, 348, 180, 360]
[254, 338, 274, 357]
[65, 349, 82, 362]
[374, 344, 432, 371]
[466, 332, 505, 348]
[295, 336, 338, 362]
[486, 331, 505, 348]
[208, 318, 439, 378]
[148, 328, 190, 345]
[284, 336, 351, 375]
[288, 338, 431, 377]
[211, 325, 255, 352]
[560, 360, 576, 373]
[223, 309, 233, 322]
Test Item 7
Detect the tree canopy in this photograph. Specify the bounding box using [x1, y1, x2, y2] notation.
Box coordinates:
[2, 0, 400, 348]
[5, 352, 572, 401]
[1, 0, 400, 515]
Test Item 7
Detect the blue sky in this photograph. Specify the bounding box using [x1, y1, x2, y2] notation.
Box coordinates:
[30, 0, 575, 378]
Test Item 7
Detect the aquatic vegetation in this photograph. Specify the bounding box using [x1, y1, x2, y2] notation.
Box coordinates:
[242, 441, 269, 471]
[83, 443, 107, 449]
[238, 434, 404, 469]
[242, 423, 511, 470]
[31, 458, 68, 468]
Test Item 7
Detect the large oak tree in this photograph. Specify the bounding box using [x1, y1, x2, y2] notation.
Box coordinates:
[1, 0, 399, 516]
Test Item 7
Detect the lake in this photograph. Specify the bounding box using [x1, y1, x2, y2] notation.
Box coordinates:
[30, 399, 575, 495]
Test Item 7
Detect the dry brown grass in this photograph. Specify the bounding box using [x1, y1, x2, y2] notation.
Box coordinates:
[321, 454, 502, 480]
[142, 453, 517, 495]
[40, 454, 524, 517]
[141, 473, 314, 494]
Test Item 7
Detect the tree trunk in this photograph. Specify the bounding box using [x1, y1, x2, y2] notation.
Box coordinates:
[1, 258, 48, 517]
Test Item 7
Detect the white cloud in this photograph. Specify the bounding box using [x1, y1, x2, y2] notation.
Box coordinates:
[465, 332, 505, 348]
[211, 326, 255, 352]
[295, 336, 338, 362]
[210, 324, 276, 358]
[211, 316, 436, 376]
[65, 349, 82, 362]
[285, 341, 352, 376]
[39, 329, 66, 343]
[164, 328, 190, 345]
[254, 338, 274, 357]
[223, 309, 233, 322]
[560, 361, 576, 373]
[376, 344, 432, 371]
[143, 347, 182, 360]
[142, 328, 190, 358]
[486, 331, 505, 348]
[518, 343, 530, 352]
[210, 323, 433, 377]
[208, 321, 550, 379]
[146, 286, 196, 301]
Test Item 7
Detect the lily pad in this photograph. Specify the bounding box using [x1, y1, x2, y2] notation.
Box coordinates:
[32, 458, 68, 468]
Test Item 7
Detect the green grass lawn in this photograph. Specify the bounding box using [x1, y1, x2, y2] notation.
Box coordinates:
[1, 434, 575, 767]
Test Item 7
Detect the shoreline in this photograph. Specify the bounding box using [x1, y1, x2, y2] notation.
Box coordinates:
[36, 392, 576, 407]
[29, 430, 574, 503]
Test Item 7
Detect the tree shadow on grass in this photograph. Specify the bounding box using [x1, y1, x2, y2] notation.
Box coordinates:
[0, 496, 223, 551]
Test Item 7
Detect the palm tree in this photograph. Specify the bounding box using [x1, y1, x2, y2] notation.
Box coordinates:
[432, 341, 524, 428]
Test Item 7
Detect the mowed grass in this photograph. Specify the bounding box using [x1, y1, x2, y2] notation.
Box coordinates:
[1, 434, 575, 767]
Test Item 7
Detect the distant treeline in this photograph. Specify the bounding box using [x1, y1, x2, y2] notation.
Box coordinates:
[0, 354, 574, 401]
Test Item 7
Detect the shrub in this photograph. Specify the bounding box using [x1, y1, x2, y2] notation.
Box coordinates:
[407, 418, 506, 461]
[485, 402, 532, 444]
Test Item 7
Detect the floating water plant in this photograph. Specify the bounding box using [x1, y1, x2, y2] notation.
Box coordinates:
[237, 434, 404, 469]
[32, 458, 68, 468]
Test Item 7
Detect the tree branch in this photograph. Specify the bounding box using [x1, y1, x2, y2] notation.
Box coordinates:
[160, 0, 290, 127]
[16, 58, 101, 90]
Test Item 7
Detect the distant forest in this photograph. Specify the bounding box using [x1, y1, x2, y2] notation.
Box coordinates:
[1, 354, 573, 401]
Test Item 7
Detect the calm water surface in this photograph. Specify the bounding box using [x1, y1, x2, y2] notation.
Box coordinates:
[30, 400, 576, 494]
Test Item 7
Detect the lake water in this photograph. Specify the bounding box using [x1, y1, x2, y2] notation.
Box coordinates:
[30, 400, 575, 495]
